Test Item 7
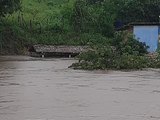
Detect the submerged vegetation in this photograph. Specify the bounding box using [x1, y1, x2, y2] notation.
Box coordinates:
[0, 0, 160, 69]
[71, 32, 160, 70]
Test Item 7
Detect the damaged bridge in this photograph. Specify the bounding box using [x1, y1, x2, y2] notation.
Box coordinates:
[29, 45, 89, 57]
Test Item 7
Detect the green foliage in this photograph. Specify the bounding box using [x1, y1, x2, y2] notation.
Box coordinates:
[71, 47, 160, 70]
[98, 0, 116, 37]
[28, 32, 109, 46]
[71, 45, 117, 70]
[70, 31, 160, 70]
[114, 54, 149, 69]
[0, 23, 28, 54]
[69, 0, 116, 36]
[116, 0, 160, 23]
[0, 0, 21, 17]
[112, 31, 149, 55]
[71, 0, 88, 33]
[86, 0, 104, 4]
[0, 0, 159, 57]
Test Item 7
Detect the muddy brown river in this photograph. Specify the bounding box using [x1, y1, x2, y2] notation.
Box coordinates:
[0, 56, 160, 120]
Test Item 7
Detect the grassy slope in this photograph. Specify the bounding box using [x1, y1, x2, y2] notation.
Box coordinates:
[0, 0, 71, 54]
[1, 0, 107, 55]
[8, 0, 69, 26]
[4, 0, 78, 46]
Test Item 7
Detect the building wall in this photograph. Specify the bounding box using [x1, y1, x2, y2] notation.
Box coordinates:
[133, 25, 159, 52]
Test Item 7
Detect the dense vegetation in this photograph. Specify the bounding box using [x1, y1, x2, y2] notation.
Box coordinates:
[0, 0, 21, 17]
[0, 0, 160, 69]
[70, 32, 160, 70]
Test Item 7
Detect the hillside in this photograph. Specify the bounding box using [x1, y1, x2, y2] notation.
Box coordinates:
[20, 0, 73, 25]
[0, 0, 160, 54]
[0, 0, 78, 54]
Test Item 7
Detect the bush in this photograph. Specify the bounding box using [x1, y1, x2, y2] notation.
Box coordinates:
[114, 54, 149, 69]
[70, 31, 160, 70]
[112, 31, 149, 55]
[75, 45, 117, 70]
[71, 48, 160, 70]
[0, 0, 21, 17]
[0, 23, 31, 54]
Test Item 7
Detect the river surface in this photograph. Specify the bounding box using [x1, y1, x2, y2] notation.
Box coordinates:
[0, 56, 160, 120]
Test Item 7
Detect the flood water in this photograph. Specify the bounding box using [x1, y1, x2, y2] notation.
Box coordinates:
[0, 56, 160, 120]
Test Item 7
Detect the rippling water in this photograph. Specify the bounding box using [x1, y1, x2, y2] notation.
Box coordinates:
[0, 56, 160, 120]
